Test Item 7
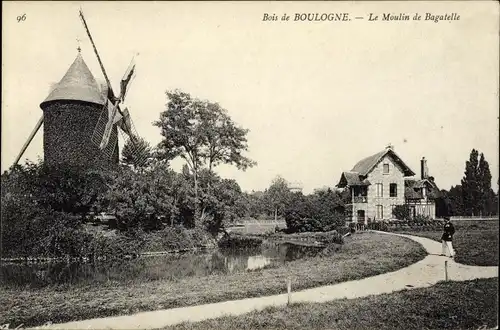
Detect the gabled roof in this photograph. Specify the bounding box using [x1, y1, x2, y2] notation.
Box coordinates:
[351, 147, 415, 177]
[405, 178, 441, 200]
[40, 53, 105, 108]
[336, 171, 371, 188]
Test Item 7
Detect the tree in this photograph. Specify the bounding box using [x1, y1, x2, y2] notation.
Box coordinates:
[308, 188, 346, 230]
[6, 161, 108, 218]
[283, 189, 345, 233]
[461, 149, 480, 216]
[154, 90, 255, 225]
[1, 163, 103, 258]
[101, 164, 186, 231]
[435, 189, 453, 218]
[202, 102, 256, 172]
[283, 192, 313, 232]
[478, 153, 494, 215]
[266, 175, 291, 221]
[121, 137, 153, 170]
[448, 185, 464, 215]
[461, 150, 496, 216]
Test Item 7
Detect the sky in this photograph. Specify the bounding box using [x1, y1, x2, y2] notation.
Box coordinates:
[2, 1, 499, 194]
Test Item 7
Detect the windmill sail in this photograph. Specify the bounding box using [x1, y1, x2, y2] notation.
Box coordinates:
[80, 9, 146, 165]
[120, 59, 136, 102]
[99, 99, 122, 150]
[13, 116, 44, 167]
[118, 113, 149, 167]
[92, 103, 118, 159]
[118, 108, 136, 139]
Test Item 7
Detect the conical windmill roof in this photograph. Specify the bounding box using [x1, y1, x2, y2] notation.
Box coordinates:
[40, 52, 105, 108]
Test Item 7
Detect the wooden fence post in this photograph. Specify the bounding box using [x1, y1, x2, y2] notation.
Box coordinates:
[287, 277, 292, 305]
[444, 260, 448, 281]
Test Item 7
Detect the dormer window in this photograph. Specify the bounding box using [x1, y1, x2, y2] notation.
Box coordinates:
[383, 163, 389, 174]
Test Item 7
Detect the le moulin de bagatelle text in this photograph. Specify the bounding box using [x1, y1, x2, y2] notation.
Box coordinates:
[263, 12, 460, 23]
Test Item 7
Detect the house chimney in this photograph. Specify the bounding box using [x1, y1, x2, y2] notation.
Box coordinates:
[421, 157, 428, 179]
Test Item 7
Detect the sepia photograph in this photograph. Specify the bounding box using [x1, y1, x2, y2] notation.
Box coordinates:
[1, 1, 499, 329]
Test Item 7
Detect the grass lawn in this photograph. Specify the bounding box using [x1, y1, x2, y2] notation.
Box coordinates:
[401, 220, 499, 266]
[0, 232, 426, 328]
[163, 278, 499, 330]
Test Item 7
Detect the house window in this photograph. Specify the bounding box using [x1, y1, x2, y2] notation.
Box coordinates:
[376, 183, 383, 197]
[383, 163, 389, 174]
[376, 205, 383, 219]
[390, 183, 397, 197]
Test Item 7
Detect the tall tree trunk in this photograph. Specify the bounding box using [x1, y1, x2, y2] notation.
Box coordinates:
[208, 159, 213, 191]
[274, 206, 278, 221]
[194, 167, 199, 226]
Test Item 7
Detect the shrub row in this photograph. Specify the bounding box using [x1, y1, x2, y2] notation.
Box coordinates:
[217, 233, 263, 249]
[367, 219, 445, 232]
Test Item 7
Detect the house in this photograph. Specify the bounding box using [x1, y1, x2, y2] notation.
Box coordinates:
[336, 145, 440, 223]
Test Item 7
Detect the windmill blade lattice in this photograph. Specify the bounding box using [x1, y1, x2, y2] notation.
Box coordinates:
[91, 103, 118, 160]
[118, 115, 149, 167]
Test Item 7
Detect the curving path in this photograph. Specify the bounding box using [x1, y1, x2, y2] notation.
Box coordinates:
[40, 231, 498, 330]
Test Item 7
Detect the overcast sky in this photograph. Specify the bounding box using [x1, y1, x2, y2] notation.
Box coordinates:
[2, 1, 499, 194]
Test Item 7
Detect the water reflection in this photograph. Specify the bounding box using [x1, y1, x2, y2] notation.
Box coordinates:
[1, 241, 325, 288]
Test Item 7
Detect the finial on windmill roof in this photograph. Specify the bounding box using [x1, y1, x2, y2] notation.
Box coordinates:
[76, 37, 82, 53]
[386, 143, 394, 150]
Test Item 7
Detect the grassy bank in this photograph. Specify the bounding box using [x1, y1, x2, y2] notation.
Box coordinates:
[164, 278, 498, 330]
[401, 220, 499, 266]
[0, 232, 426, 328]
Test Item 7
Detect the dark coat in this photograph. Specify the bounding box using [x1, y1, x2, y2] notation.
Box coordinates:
[441, 222, 455, 241]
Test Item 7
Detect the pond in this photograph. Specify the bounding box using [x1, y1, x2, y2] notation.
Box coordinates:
[1, 241, 325, 288]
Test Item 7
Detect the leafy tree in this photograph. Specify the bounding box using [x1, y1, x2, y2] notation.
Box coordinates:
[202, 102, 256, 172]
[241, 191, 268, 219]
[154, 90, 255, 225]
[1, 163, 106, 258]
[282, 189, 345, 233]
[121, 137, 153, 170]
[308, 188, 346, 230]
[185, 169, 245, 234]
[154, 91, 204, 222]
[2, 161, 108, 219]
[101, 164, 185, 231]
[266, 175, 291, 221]
[283, 192, 314, 232]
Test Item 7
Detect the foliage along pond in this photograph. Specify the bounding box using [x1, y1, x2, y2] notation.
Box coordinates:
[1, 241, 325, 288]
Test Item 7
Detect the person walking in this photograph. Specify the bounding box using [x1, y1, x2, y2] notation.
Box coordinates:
[441, 216, 456, 258]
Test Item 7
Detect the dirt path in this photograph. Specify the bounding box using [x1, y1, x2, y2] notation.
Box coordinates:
[41, 231, 498, 330]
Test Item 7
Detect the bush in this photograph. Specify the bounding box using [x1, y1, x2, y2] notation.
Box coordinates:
[413, 214, 432, 223]
[0, 163, 146, 259]
[392, 205, 410, 220]
[141, 226, 215, 252]
[218, 233, 262, 249]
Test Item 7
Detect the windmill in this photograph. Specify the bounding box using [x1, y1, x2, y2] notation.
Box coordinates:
[10, 10, 149, 170]
[79, 9, 149, 167]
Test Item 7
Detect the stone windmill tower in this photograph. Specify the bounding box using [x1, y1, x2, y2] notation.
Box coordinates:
[12, 9, 147, 171]
[39, 49, 119, 169]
